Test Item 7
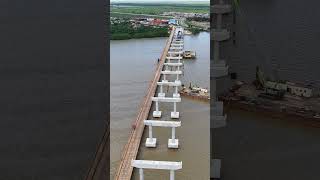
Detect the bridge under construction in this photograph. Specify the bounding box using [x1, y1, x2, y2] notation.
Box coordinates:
[113, 26, 186, 180]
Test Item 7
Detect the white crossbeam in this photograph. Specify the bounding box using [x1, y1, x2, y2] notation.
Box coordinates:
[170, 43, 183, 47]
[152, 97, 181, 102]
[132, 160, 182, 170]
[172, 40, 183, 43]
[164, 62, 183, 66]
[168, 51, 183, 54]
[161, 70, 182, 75]
[170, 46, 183, 50]
[157, 81, 181, 86]
[166, 56, 183, 60]
[144, 120, 181, 127]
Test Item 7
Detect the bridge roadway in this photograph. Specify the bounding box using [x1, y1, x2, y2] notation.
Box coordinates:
[113, 27, 176, 180]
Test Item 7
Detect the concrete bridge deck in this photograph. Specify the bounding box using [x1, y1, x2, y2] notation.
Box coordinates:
[113, 27, 176, 180]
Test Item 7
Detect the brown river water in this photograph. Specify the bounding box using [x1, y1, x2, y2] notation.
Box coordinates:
[111, 32, 210, 180]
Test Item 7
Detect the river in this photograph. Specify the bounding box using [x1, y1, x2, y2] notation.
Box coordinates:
[111, 32, 210, 179]
[214, 0, 320, 179]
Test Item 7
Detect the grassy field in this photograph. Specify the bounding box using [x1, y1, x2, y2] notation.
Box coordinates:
[110, 12, 173, 19]
[110, 3, 209, 15]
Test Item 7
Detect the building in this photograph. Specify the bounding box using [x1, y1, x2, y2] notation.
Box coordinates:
[151, 19, 162, 26]
[168, 19, 177, 25]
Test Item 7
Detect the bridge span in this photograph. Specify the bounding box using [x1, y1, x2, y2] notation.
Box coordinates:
[114, 27, 177, 180]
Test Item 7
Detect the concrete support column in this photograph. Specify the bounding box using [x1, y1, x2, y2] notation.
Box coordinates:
[217, 14, 222, 29]
[159, 85, 165, 97]
[170, 170, 174, 180]
[156, 101, 159, 111]
[173, 86, 180, 98]
[163, 74, 167, 81]
[212, 78, 217, 99]
[149, 125, 153, 139]
[171, 127, 175, 142]
[139, 168, 144, 180]
[214, 41, 220, 63]
[146, 124, 156, 147]
[170, 101, 179, 118]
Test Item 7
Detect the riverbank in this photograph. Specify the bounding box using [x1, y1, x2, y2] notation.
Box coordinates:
[112, 32, 169, 40]
[111, 21, 169, 40]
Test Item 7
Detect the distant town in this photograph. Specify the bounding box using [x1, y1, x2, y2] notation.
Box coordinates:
[110, 3, 209, 40]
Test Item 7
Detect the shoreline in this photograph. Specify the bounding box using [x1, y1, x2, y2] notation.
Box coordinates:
[111, 34, 169, 40]
[224, 100, 320, 128]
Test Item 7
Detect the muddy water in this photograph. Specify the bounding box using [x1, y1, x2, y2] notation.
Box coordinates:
[111, 32, 210, 179]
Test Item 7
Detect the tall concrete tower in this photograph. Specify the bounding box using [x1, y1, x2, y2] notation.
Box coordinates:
[210, 0, 233, 179]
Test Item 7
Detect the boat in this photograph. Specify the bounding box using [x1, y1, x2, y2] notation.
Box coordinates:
[183, 51, 196, 59]
[179, 83, 210, 102]
[219, 82, 320, 121]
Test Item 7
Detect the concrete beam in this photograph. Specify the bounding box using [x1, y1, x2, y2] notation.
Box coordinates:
[168, 51, 183, 54]
[161, 70, 182, 75]
[166, 56, 183, 60]
[169, 47, 183, 50]
[172, 39, 183, 42]
[211, 29, 231, 41]
[164, 62, 183, 66]
[157, 81, 181, 86]
[170, 43, 183, 47]
[210, 159, 221, 179]
[211, 115, 227, 129]
[171, 41, 183, 43]
[151, 97, 181, 103]
[211, 61, 229, 77]
[132, 160, 182, 170]
[144, 120, 181, 127]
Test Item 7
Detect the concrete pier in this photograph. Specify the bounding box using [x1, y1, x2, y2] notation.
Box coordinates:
[132, 160, 182, 180]
[157, 80, 182, 98]
[151, 97, 181, 118]
[161, 70, 183, 82]
[144, 120, 181, 148]
[114, 27, 176, 180]
[115, 27, 185, 180]
[211, 0, 232, 179]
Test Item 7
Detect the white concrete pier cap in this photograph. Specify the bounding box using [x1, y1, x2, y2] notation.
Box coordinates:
[132, 160, 182, 170]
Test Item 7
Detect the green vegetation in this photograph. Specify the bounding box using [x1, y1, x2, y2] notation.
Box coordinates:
[184, 20, 202, 34]
[186, 16, 209, 22]
[189, 27, 201, 34]
[111, 3, 209, 15]
[110, 12, 172, 19]
[111, 22, 169, 40]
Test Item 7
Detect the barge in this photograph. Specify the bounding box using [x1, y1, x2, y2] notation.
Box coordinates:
[179, 83, 210, 102]
[183, 51, 196, 59]
[219, 82, 320, 121]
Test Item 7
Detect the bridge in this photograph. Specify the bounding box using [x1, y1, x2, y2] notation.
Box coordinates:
[113, 26, 184, 180]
